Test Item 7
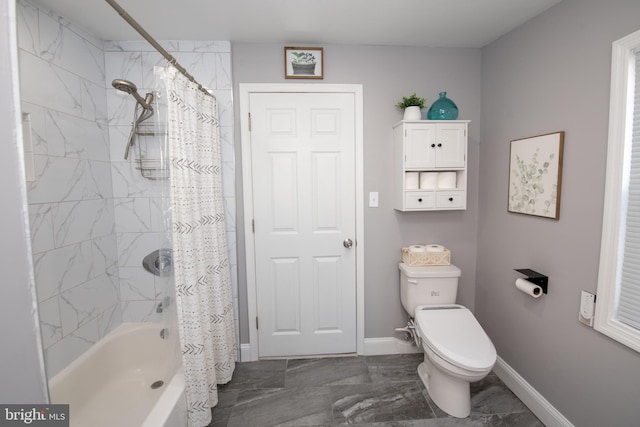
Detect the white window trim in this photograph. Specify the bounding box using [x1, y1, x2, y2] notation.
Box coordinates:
[595, 29, 640, 353]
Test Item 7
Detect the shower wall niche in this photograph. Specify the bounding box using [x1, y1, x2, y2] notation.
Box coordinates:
[17, 0, 238, 378]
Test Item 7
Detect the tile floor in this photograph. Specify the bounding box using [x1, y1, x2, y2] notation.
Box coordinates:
[208, 354, 544, 427]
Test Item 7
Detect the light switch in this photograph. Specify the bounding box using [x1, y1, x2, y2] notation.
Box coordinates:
[369, 191, 379, 207]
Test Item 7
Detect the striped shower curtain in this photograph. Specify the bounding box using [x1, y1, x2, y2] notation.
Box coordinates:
[163, 65, 236, 427]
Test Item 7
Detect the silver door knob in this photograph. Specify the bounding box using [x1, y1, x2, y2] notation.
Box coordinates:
[343, 238, 353, 248]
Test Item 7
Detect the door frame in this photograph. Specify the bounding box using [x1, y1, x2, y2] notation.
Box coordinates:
[239, 83, 364, 361]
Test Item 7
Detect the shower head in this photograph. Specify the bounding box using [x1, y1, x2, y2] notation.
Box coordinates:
[112, 78, 153, 111]
[112, 78, 137, 94]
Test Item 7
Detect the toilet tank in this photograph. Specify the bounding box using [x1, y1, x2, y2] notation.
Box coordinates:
[399, 263, 461, 315]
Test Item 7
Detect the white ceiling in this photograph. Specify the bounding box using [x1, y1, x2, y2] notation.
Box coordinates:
[29, 0, 562, 48]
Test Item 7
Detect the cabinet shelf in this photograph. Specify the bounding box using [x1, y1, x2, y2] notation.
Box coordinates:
[394, 120, 469, 211]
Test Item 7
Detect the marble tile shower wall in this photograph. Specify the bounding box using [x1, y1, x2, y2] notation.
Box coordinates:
[17, 0, 119, 378]
[103, 40, 238, 346]
[17, 0, 238, 378]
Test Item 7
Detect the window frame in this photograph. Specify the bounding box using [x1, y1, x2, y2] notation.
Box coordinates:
[595, 29, 640, 353]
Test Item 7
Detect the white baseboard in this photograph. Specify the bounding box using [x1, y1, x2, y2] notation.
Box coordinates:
[362, 337, 422, 355]
[239, 337, 420, 361]
[493, 356, 573, 427]
[239, 343, 252, 362]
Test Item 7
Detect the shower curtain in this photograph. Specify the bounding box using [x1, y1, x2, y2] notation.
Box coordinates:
[163, 65, 236, 427]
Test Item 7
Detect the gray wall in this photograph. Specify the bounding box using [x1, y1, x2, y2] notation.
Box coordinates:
[0, 0, 48, 403]
[478, 0, 640, 426]
[232, 43, 481, 342]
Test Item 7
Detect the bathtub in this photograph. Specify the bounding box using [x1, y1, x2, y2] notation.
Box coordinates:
[49, 323, 186, 427]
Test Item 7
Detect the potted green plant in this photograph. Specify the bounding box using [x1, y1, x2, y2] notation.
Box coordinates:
[396, 93, 426, 120]
[291, 52, 317, 75]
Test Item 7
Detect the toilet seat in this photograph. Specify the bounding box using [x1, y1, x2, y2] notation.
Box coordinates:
[415, 304, 496, 372]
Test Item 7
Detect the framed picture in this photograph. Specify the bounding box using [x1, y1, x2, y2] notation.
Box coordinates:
[508, 131, 565, 220]
[284, 46, 324, 79]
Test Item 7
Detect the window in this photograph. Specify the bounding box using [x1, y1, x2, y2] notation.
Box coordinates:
[595, 29, 640, 353]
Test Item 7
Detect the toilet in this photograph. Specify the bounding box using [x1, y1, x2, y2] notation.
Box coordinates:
[399, 263, 496, 418]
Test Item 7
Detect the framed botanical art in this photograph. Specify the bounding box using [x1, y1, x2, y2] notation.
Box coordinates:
[284, 46, 324, 79]
[508, 131, 565, 220]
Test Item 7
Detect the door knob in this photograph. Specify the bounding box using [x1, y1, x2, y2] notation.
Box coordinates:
[343, 238, 353, 248]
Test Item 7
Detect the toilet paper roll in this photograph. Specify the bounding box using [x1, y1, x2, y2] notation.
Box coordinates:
[419, 172, 439, 189]
[515, 278, 543, 298]
[405, 172, 420, 190]
[438, 171, 458, 189]
[408, 245, 426, 253]
[425, 244, 445, 252]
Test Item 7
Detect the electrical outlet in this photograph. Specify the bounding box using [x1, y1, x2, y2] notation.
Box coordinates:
[579, 290, 595, 327]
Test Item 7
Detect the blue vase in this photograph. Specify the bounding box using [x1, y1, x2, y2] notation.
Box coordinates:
[427, 91, 459, 120]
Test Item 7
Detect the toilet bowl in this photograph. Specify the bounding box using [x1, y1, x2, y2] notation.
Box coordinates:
[414, 304, 496, 417]
[398, 263, 496, 418]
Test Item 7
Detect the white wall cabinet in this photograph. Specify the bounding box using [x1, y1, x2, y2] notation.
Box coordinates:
[394, 120, 469, 211]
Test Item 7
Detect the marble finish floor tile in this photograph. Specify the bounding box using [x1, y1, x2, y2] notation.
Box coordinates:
[365, 353, 423, 383]
[209, 386, 239, 427]
[331, 381, 436, 425]
[470, 374, 530, 416]
[224, 359, 286, 390]
[227, 387, 333, 427]
[208, 356, 543, 427]
[285, 357, 371, 388]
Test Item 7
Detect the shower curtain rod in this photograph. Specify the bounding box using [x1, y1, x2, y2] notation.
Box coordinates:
[105, 0, 213, 97]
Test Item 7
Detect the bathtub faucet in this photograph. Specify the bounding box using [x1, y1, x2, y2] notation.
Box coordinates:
[156, 296, 172, 313]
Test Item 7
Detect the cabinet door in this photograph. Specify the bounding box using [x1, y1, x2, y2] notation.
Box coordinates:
[405, 125, 435, 169]
[435, 123, 466, 168]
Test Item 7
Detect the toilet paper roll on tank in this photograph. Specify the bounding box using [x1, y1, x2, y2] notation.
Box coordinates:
[408, 244, 445, 253]
[402, 244, 451, 266]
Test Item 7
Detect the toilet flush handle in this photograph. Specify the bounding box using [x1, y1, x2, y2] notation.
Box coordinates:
[408, 279, 418, 285]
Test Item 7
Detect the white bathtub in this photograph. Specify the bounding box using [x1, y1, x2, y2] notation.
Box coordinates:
[49, 323, 186, 427]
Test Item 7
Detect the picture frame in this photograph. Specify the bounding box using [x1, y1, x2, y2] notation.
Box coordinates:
[508, 131, 565, 220]
[284, 46, 324, 79]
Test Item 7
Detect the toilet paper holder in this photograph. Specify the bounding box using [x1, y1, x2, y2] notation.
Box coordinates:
[514, 268, 548, 294]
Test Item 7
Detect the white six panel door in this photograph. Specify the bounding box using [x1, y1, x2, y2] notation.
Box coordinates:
[250, 92, 356, 357]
